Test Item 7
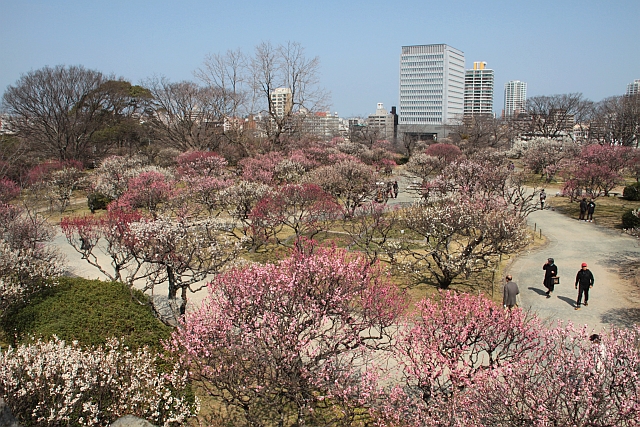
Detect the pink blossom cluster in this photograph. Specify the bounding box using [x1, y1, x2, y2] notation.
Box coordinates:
[169, 242, 407, 426]
[372, 292, 640, 426]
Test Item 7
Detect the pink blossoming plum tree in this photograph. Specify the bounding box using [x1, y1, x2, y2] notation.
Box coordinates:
[372, 292, 542, 426]
[169, 242, 407, 427]
[248, 183, 342, 248]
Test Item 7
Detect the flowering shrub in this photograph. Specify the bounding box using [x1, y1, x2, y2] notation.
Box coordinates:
[116, 171, 176, 213]
[169, 242, 407, 426]
[238, 151, 284, 184]
[25, 160, 83, 188]
[398, 194, 529, 288]
[248, 183, 342, 246]
[306, 159, 380, 218]
[175, 151, 228, 179]
[0, 203, 64, 311]
[374, 291, 542, 426]
[0, 178, 20, 203]
[0, 337, 198, 426]
[369, 294, 640, 427]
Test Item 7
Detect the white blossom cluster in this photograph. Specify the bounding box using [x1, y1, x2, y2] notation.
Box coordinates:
[0, 337, 198, 426]
[273, 158, 307, 183]
[89, 156, 173, 200]
[0, 241, 64, 308]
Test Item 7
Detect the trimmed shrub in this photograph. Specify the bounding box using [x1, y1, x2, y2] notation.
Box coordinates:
[87, 192, 112, 213]
[622, 209, 640, 229]
[1, 277, 172, 350]
[622, 182, 640, 201]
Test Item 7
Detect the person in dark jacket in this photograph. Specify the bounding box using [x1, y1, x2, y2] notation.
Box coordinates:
[579, 198, 588, 221]
[586, 199, 596, 222]
[575, 262, 594, 310]
[503, 275, 520, 310]
[543, 257, 558, 298]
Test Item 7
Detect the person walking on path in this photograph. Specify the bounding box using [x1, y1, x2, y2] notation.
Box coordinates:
[540, 189, 547, 210]
[503, 275, 520, 310]
[587, 199, 596, 222]
[575, 262, 594, 310]
[579, 198, 588, 221]
[543, 257, 558, 298]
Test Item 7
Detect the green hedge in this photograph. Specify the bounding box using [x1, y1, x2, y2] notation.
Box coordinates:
[1, 277, 172, 350]
[623, 182, 640, 201]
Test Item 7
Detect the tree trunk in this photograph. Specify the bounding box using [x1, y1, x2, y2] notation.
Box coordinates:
[167, 266, 177, 299]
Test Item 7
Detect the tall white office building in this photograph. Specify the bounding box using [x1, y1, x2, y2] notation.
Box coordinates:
[399, 44, 465, 126]
[504, 80, 527, 117]
[626, 79, 640, 96]
[464, 61, 494, 116]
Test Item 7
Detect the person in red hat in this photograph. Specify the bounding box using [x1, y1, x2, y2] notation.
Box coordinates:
[574, 262, 594, 310]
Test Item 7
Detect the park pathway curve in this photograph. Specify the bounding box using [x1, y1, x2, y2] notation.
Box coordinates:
[506, 205, 640, 333]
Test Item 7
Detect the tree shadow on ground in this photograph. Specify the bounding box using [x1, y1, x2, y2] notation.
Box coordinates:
[557, 295, 576, 308]
[528, 286, 548, 296]
[601, 250, 640, 282]
[600, 308, 640, 328]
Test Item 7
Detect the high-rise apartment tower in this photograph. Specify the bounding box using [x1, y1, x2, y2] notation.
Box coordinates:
[464, 61, 494, 116]
[270, 87, 293, 118]
[399, 44, 465, 126]
[504, 80, 527, 117]
[626, 80, 640, 96]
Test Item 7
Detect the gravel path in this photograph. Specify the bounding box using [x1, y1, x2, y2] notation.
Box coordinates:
[506, 206, 640, 332]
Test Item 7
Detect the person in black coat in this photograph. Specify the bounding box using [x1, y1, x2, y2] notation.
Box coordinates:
[543, 257, 558, 298]
[575, 262, 594, 310]
[586, 199, 596, 222]
[579, 198, 588, 221]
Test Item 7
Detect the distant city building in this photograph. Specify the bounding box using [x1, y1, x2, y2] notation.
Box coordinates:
[398, 44, 465, 140]
[270, 87, 293, 118]
[626, 79, 640, 96]
[504, 80, 527, 117]
[463, 61, 494, 116]
[300, 111, 342, 140]
[367, 103, 396, 140]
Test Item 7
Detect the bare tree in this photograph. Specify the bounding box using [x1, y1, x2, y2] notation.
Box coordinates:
[1, 66, 152, 164]
[590, 94, 640, 147]
[1, 65, 113, 162]
[250, 41, 329, 144]
[145, 77, 226, 152]
[448, 115, 515, 153]
[525, 93, 593, 139]
[194, 49, 255, 156]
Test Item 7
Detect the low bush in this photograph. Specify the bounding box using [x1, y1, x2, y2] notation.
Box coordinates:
[623, 182, 640, 201]
[87, 192, 112, 212]
[622, 209, 640, 229]
[1, 277, 172, 350]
